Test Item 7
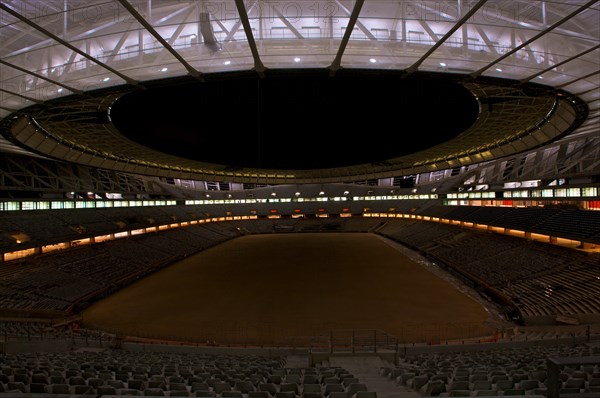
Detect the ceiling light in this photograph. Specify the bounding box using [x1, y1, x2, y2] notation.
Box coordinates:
[190, 34, 197, 38]
[57, 88, 63, 93]
[295, 192, 301, 196]
[343, 191, 350, 195]
[271, 192, 277, 196]
[538, 76, 544, 79]
[439, 62, 446, 67]
[103, 77, 110, 82]
[369, 58, 377, 63]
[495, 68, 503, 72]
[223, 60, 231, 65]
[294, 57, 301, 62]
[161, 67, 168, 72]
[319, 191, 325, 195]
[205, 194, 210, 198]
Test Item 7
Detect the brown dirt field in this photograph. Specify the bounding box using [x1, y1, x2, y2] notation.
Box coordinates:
[82, 233, 492, 344]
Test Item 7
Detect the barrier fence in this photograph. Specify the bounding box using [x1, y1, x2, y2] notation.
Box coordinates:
[3, 321, 599, 350]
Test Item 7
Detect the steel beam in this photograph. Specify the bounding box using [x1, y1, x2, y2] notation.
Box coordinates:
[0, 59, 83, 95]
[329, 0, 365, 74]
[0, 3, 140, 86]
[115, 0, 203, 80]
[522, 44, 600, 82]
[406, 0, 489, 74]
[234, 0, 265, 75]
[472, 0, 599, 77]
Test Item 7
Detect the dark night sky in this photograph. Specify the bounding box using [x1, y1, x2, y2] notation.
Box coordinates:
[111, 70, 479, 170]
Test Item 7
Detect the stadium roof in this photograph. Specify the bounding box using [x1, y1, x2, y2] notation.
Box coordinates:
[0, 0, 598, 184]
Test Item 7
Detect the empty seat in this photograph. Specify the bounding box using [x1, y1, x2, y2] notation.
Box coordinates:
[191, 382, 210, 392]
[249, 392, 271, 398]
[194, 391, 216, 397]
[259, 383, 278, 396]
[471, 381, 492, 391]
[275, 392, 296, 398]
[280, 383, 299, 395]
[235, 380, 255, 393]
[73, 385, 95, 394]
[449, 391, 470, 397]
[474, 390, 497, 396]
[518, 380, 539, 391]
[7, 382, 26, 393]
[398, 373, 416, 385]
[69, 376, 87, 386]
[564, 378, 585, 389]
[29, 383, 46, 393]
[431, 375, 449, 384]
[303, 384, 322, 393]
[353, 392, 377, 398]
[89, 378, 105, 388]
[491, 375, 508, 383]
[98, 386, 118, 395]
[448, 381, 469, 391]
[109, 380, 126, 389]
[495, 380, 514, 390]
[408, 375, 428, 390]
[420, 381, 446, 396]
[502, 388, 525, 395]
[47, 384, 70, 394]
[470, 375, 488, 383]
[342, 379, 359, 388]
[214, 382, 231, 394]
[120, 388, 142, 396]
[346, 384, 367, 396]
[129, 379, 147, 391]
[169, 383, 188, 391]
[328, 393, 348, 398]
[588, 378, 600, 391]
[50, 376, 66, 384]
[286, 375, 301, 384]
[268, 376, 282, 384]
[222, 392, 243, 398]
[304, 376, 320, 384]
[512, 374, 529, 384]
[324, 384, 345, 396]
[145, 388, 166, 396]
[13, 373, 29, 383]
[303, 393, 324, 398]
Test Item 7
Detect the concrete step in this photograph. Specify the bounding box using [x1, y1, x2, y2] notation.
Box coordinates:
[328, 356, 420, 398]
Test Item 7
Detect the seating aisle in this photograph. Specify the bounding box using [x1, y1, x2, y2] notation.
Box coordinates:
[328, 357, 419, 398]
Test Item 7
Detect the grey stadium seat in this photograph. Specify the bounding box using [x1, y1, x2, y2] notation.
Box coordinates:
[249, 392, 271, 398]
[145, 388, 166, 396]
[353, 392, 377, 398]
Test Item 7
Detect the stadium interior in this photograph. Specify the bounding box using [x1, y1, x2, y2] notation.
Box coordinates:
[0, 1, 599, 397]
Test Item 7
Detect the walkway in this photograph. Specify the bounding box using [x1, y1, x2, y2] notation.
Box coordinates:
[328, 356, 420, 398]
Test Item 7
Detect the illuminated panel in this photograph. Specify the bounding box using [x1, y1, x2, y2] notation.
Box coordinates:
[94, 234, 113, 243]
[42, 242, 69, 254]
[3, 248, 36, 262]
